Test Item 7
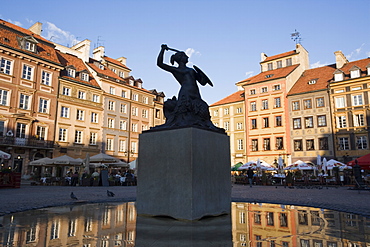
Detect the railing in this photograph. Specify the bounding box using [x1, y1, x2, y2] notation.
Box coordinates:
[0, 136, 55, 148]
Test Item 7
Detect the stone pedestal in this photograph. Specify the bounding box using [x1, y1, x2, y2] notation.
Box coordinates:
[136, 127, 231, 220]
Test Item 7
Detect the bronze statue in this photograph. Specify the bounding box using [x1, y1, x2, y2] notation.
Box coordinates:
[151, 44, 224, 133]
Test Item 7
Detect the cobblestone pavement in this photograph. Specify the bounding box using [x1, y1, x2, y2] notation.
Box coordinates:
[0, 183, 369, 217]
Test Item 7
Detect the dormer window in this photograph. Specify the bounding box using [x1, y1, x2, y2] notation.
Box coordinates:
[99, 64, 104, 70]
[119, 71, 125, 78]
[334, 70, 344, 81]
[267, 63, 273, 71]
[265, 74, 274, 79]
[276, 60, 282, 68]
[129, 79, 134, 86]
[111, 68, 116, 73]
[350, 66, 361, 79]
[367, 64, 370, 75]
[308, 79, 317, 85]
[25, 41, 36, 52]
[81, 72, 89, 81]
[286, 58, 292, 66]
[19, 36, 38, 53]
[67, 68, 76, 78]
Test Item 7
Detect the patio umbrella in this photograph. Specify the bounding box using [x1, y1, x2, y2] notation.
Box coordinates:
[326, 159, 345, 170]
[0, 150, 11, 159]
[51, 155, 82, 165]
[238, 161, 257, 170]
[90, 153, 120, 163]
[29, 157, 53, 166]
[322, 158, 328, 175]
[84, 153, 90, 174]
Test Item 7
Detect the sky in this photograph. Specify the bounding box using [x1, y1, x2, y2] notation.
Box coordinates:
[1, 0, 370, 104]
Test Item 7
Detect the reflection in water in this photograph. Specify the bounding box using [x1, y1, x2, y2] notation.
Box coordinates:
[0, 202, 368, 246]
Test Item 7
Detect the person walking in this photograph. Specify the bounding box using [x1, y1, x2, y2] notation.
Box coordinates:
[247, 167, 254, 187]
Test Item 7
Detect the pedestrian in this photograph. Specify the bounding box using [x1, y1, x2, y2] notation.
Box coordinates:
[247, 167, 254, 187]
[71, 172, 79, 186]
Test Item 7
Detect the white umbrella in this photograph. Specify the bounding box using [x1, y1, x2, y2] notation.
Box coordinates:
[51, 155, 82, 165]
[326, 159, 345, 170]
[237, 161, 257, 170]
[90, 153, 120, 163]
[29, 157, 53, 166]
[0, 150, 11, 159]
[322, 157, 328, 175]
[317, 155, 322, 166]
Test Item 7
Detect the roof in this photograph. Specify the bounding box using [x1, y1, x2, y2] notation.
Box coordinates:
[262, 50, 297, 63]
[0, 19, 61, 65]
[210, 91, 245, 106]
[333, 57, 370, 81]
[103, 56, 131, 70]
[288, 64, 336, 96]
[237, 64, 299, 86]
[56, 51, 100, 88]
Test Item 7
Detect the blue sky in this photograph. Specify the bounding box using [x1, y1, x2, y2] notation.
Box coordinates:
[2, 0, 370, 104]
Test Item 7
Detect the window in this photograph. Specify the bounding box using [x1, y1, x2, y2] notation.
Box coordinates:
[352, 94, 363, 106]
[261, 87, 268, 93]
[251, 119, 257, 129]
[25, 41, 36, 52]
[292, 101, 300, 110]
[131, 142, 137, 153]
[319, 137, 329, 150]
[356, 136, 367, 149]
[350, 69, 360, 78]
[19, 94, 30, 109]
[76, 110, 84, 121]
[236, 107, 242, 113]
[303, 99, 312, 109]
[334, 72, 343, 81]
[41, 71, 51, 85]
[305, 117, 314, 128]
[132, 107, 138, 116]
[276, 137, 283, 150]
[274, 97, 281, 108]
[336, 116, 347, 128]
[250, 89, 256, 95]
[273, 84, 281, 91]
[92, 94, 99, 103]
[61, 106, 69, 118]
[90, 132, 97, 145]
[354, 113, 365, 127]
[106, 139, 113, 151]
[276, 60, 282, 68]
[261, 99, 268, 110]
[109, 87, 115, 95]
[236, 122, 243, 130]
[335, 97, 346, 108]
[119, 120, 127, 130]
[108, 101, 115, 111]
[294, 140, 302, 151]
[78, 91, 86, 100]
[263, 117, 269, 128]
[252, 139, 258, 151]
[67, 68, 75, 77]
[237, 139, 243, 150]
[308, 79, 317, 84]
[317, 115, 327, 127]
[59, 128, 67, 142]
[132, 123, 138, 132]
[338, 137, 349, 150]
[352, 86, 362, 91]
[275, 116, 282, 126]
[108, 118, 114, 128]
[298, 211, 308, 225]
[266, 212, 274, 226]
[280, 213, 288, 227]
[263, 138, 270, 150]
[293, 118, 301, 129]
[91, 112, 98, 123]
[16, 123, 26, 138]
[121, 90, 127, 98]
[75, 130, 83, 143]
[143, 96, 148, 104]
[224, 121, 229, 131]
[81, 73, 89, 81]
[316, 97, 325, 107]
[286, 58, 292, 66]
[267, 63, 273, 70]
[254, 211, 261, 224]
[224, 108, 229, 115]
[250, 102, 257, 111]
[213, 110, 218, 116]
[142, 109, 148, 118]
[22, 64, 33, 80]
[0, 89, 8, 106]
[62, 87, 71, 96]
[132, 94, 138, 101]
[306, 139, 315, 150]
[0, 58, 12, 75]
[120, 104, 127, 113]
[119, 140, 126, 152]
[39, 98, 49, 113]
[119, 71, 125, 78]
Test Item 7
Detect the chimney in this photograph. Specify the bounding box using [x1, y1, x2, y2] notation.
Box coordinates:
[117, 57, 127, 65]
[93, 46, 105, 61]
[334, 50, 348, 69]
[260, 52, 268, 62]
[71, 39, 91, 62]
[28, 22, 42, 36]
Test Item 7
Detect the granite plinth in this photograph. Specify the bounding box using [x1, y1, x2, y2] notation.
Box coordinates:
[136, 127, 231, 220]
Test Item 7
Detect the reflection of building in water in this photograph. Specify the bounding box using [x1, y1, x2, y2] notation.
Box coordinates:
[232, 202, 369, 246]
[0, 202, 137, 247]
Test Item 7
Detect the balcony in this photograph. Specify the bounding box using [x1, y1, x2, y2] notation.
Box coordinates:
[0, 136, 55, 149]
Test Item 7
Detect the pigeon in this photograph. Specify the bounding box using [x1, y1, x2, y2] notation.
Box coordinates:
[107, 190, 115, 197]
[70, 192, 78, 200]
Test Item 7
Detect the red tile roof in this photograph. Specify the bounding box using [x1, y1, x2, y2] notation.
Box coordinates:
[262, 50, 297, 63]
[335, 57, 370, 80]
[57, 51, 100, 88]
[288, 64, 336, 96]
[103, 56, 131, 70]
[0, 19, 61, 65]
[210, 91, 245, 106]
[237, 64, 299, 86]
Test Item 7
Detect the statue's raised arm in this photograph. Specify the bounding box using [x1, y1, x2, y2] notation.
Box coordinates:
[151, 44, 225, 134]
